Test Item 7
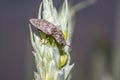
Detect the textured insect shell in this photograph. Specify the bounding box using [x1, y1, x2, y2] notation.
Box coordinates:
[29, 18, 57, 35]
[30, 18, 66, 46]
[52, 29, 66, 46]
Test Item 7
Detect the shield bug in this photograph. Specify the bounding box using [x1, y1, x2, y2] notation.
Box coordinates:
[29, 18, 70, 47]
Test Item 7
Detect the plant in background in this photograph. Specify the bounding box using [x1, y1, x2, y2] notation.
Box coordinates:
[29, 0, 91, 80]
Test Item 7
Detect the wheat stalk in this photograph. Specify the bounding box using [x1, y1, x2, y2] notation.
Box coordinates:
[29, 0, 91, 80]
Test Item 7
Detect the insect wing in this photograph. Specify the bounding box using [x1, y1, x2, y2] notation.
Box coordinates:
[30, 18, 57, 35]
[52, 30, 66, 46]
[29, 18, 68, 47]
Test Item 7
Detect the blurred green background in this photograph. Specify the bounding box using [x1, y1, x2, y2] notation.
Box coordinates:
[0, 0, 119, 80]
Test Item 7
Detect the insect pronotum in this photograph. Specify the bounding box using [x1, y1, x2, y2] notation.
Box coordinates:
[29, 18, 70, 47]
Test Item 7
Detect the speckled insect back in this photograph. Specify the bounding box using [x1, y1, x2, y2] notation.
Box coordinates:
[29, 18, 57, 35]
[29, 18, 68, 46]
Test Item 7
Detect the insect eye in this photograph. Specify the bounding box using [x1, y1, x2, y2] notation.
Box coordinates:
[60, 41, 65, 46]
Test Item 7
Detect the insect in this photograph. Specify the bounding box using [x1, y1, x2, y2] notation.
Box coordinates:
[29, 18, 69, 47]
